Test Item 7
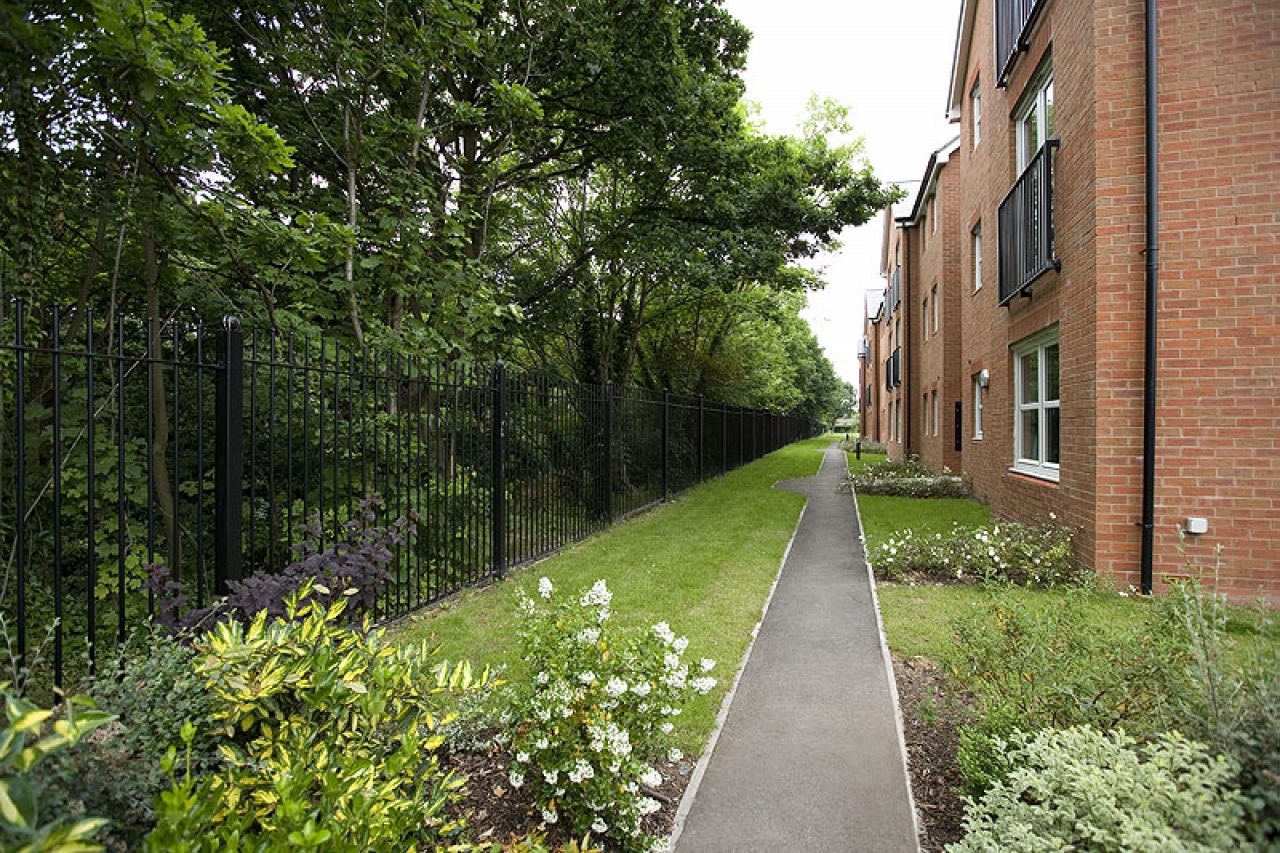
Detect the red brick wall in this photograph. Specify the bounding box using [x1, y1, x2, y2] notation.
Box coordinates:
[1137, 0, 1280, 603]
[945, 0, 1279, 604]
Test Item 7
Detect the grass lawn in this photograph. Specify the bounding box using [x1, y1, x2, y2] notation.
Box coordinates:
[392, 435, 831, 754]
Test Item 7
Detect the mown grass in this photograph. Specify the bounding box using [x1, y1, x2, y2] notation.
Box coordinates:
[392, 436, 831, 753]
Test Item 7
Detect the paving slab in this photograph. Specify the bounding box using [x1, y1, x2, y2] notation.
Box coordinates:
[672, 442, 919, 852]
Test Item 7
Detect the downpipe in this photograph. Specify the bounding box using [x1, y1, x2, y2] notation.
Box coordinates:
[1140, 0, 1158, 595]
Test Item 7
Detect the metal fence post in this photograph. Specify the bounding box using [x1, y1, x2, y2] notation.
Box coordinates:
[214, 317, 244, 595]
[491, 361, 507, 580]
[603, 380, 614, 521]
[697, 395, 705, 483]
[661, 389, 670, 501]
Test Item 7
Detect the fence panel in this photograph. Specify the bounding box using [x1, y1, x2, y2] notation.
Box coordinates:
[1, 305, 820, 690]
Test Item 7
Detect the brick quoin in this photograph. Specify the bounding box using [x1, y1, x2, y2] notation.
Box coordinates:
[865, 0, 1280, 605]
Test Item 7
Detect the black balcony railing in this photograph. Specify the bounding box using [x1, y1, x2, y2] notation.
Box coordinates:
[884, 347, 902, 390]
[996, 0, 1047, 86]
[998, 140, 1060, 305]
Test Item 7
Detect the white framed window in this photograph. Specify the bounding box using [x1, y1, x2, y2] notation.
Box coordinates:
[931, 284, 939, 333]
[972, 222, 983, 292]
[1015, 59, 1054, 172]
[923, 298, 930, 341]
[972, 374, 985, 439]
[923, 394, 930, 436]
[897, 399, 903, 443]
[970, 78, 981, 149]
[1012, 327, 1060, 481]
[932, 391, 939, 438]
[930, 195, 937, 233]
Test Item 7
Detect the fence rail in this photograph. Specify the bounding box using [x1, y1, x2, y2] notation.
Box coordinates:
[0, 303, 819, 688]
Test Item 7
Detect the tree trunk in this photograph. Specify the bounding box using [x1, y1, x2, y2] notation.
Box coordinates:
[143, 211, 180, 579]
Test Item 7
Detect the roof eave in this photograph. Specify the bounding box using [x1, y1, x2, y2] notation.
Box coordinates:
[947, 0, 979, 119]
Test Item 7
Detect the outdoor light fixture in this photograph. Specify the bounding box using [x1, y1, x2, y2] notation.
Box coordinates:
[977, 369, 990, 388]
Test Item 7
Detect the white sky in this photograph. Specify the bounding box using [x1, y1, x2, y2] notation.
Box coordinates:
[722, 0, 961, 382]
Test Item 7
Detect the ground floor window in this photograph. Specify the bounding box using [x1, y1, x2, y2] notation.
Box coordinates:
[972, 373, 985, 439]
[1012, 327, 1060, 481]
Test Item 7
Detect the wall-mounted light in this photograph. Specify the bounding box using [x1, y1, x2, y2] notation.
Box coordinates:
[977, 369, 990, 388]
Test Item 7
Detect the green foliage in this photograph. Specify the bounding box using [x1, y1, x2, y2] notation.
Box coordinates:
[871, 520, 1086, 586]
[144, 582, 494, 851]
[0, 681, 115, 852]
[851, 455, 968, 498]
[502, 578, 716, 851]
[949, 726, 1246, 852]
[35, 626, 219, 850]
[949, 591, 1189, 795]
[1161, 576, 1280, 847]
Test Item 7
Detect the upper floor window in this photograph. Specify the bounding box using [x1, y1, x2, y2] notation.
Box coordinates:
[930, 195, 937, 233]
[1016, 63, 1054, 171]
[931, 284, 939, 333]
[1012, 327, 1060, 481]
[970, 79, 981, 148]
[923, 297, 930, 341]
[972, 222, 983, 291]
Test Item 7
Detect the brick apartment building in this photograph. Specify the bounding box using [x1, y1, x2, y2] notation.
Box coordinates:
[859, 0, 1279, 603]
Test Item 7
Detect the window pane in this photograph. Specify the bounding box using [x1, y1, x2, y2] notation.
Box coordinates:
[1044, 79, 1054, 139]
[1021, 351, 1039, 402]
[1021, 410, 1040, 460]
[1046, 407, 1060, 464]
[1045, 344, 1060, 401]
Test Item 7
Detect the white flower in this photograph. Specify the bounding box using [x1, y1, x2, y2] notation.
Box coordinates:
[640, 767, 662, 788]
[605, 677, 628, 698]
[591, 818, 608, 834]
[538, 576, 554, 599]
[581, 579, 612, 607]
[663, 652, 681, 671]
[568, 759, 595, 783]
[632, 681, 652, 697]
[577, 627, 601, 644]
[541, 806, 558, 824]
[516, 751, 530, 763]
[536, 671, 549, 684]
[653, 622, 675, 644]
[543, 769, 559, 785]
[579, 670, 597, 685]
[673, 636, 689, 654]
[668, 748, 683, 762]
[509, 769, 525, 788]
[664, 666, 688, 689]
[700, 658, 715, 672]
[638, 797, 661, 816]
[690, 676, 716, 695]
[660, 722, 674, 734]
[535, 737, 549, 750]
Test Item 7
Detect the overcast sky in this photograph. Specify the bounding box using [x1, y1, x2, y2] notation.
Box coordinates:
[721, 0, 961, 382]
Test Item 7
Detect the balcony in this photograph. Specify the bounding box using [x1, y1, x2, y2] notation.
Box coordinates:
[884, 347, 901, 390]
[998, 140, 1059, 305]
[996, 0, 1047, 86]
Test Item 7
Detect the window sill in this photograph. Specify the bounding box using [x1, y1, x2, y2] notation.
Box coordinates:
[1009, 463, 1059, 484]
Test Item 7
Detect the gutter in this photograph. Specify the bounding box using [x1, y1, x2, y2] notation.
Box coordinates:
[1140, 0, 1158, 594]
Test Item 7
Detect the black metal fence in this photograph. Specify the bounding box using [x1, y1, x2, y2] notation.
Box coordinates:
[0, 303, 819, 687]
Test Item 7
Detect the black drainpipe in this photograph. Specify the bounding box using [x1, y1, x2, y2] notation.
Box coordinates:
[1140, 0, 1158, 594]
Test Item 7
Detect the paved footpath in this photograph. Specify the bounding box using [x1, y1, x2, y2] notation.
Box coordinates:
[672, 442, 919, 852]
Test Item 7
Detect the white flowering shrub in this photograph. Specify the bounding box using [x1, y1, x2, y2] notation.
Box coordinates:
[949, 726, 1246, 852]
[505, 578, 716, 851]
[871, 519, 1088, 587]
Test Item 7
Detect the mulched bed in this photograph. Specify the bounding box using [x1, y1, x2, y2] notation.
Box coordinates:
[891, 651, 970, 851]
[442, 743, 694, 850]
